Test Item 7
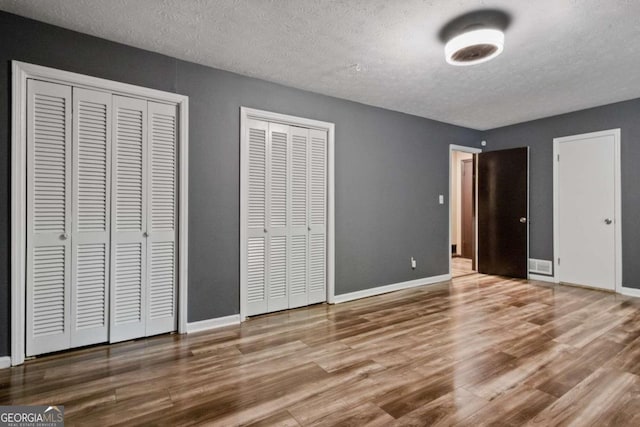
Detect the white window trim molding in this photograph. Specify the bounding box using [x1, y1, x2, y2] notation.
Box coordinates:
[448, 144, 482, 277]
[11, 61, 190, 366]
[553, 128, 622, 292]
[239, 107, 335, 321]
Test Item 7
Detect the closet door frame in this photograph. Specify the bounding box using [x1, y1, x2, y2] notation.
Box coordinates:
[11, 61, 189, 366]
[240, 107, 335, 321]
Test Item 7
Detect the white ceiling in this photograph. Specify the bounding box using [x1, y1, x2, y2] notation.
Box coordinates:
[2, 0, 639, 130]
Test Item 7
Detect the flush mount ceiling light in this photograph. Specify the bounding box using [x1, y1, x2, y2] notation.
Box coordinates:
[444, 28, 504, 66]
[439, 9, 510, 67]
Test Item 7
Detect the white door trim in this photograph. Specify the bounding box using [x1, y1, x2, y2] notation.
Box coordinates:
[240, 107, 335, 321]
[11, 61, 189, 366]
[448, 144, 482, 277]
[553, 128, 621, 291]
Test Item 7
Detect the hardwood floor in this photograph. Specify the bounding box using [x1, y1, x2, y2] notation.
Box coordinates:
[452, 257, 474, 278]
[3, 273, 640, 426]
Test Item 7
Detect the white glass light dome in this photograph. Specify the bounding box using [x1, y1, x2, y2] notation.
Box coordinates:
[445, 28, 504, 66]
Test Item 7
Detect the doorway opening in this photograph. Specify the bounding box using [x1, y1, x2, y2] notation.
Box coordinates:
[449, 145, 481, 278]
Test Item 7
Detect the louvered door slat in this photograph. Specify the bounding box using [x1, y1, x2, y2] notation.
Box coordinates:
[289, 234, 308, 308]
[146, 101, 177, 336]
[110, 96, 147, 343]
[71, 87, 111, 347]
[26, 80, 72, 356]
[114, 242, 143, 324]
[270, 129, 288, 228]
[310, 131, 326, 228]
[115, 108, 144, 231]
[32, 246, 66, 336]
[248, 121, 267, 231]
[291, 129, 308, 228]
[308, 129, 327, 304]
[247, 236, 267, 315]
[268, 235, 288, 312]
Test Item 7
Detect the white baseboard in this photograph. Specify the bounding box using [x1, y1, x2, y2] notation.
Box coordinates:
[186, 315, 240, 334]
[528, 274, 557, 284]
[333, 274, 451, 304]
[619, 286, 640, 298]
[0, 356, 10, 369]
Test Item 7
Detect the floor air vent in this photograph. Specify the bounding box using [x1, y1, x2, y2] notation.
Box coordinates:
[529, 258, 553, 275]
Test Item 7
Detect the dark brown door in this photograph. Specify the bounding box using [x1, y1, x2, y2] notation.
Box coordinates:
[477, 147, 529, 278]
[461, 159, 474, 259]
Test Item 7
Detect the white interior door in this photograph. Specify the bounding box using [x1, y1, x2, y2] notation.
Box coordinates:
[110, 95, 148, 342]
[70, 87, 112, 347]
[557, 132, 617, 290]
[146, 101, 178, 336]
[26, 80, 73, 356]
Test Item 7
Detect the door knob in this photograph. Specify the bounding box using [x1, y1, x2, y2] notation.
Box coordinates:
[604, 218, 613, 225]
[60, 233, 68, 240]
[143, 231, 149, 237]
[519, 217, 527, 224]
[263, 228, 267, 233]
[308, 226, 311, 231]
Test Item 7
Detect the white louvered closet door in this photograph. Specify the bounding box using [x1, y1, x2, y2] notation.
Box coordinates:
[26, 80, 73, 356]
[288, 126, 309, 309]
[244, 118, 327, 316]
[70, 88, 112, 347]
[267, 123, 290, 312]
[308, 129, 327, 304]
[245, 119, 268, 316]
[145, 101, 178, 336]
[110, 95, 148, 343]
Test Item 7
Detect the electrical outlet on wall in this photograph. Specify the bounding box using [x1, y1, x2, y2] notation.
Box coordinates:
[411, 257, 417, 269]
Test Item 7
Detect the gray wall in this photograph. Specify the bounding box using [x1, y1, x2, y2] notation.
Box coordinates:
[483, 99, 640, 289]
[0, 12, 480, 357]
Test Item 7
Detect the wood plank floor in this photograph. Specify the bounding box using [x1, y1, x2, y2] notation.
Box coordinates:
[452, 257, 474, 278]
[3, 273, 640, 426]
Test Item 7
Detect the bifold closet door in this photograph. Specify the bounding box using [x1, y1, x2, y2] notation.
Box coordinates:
[246, 119, 269, 315]
[307, 129, 327, 304]
[27, 82, 113, 355]
[110, 95, 148, 343]
[244, 119, 327, 316]
[288, 126, 309, 309]
[26, 81, 178, 354]
[110, 97, 178, 342]
[70, 87, 112, 347]
[146, 101, 178, 336]
[289, 127, 327, 307]
[26, 80, 73, 356]
[266, 123, 290, 312]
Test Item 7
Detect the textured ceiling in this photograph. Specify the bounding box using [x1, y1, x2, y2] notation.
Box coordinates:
[2, 0, 640, 130]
